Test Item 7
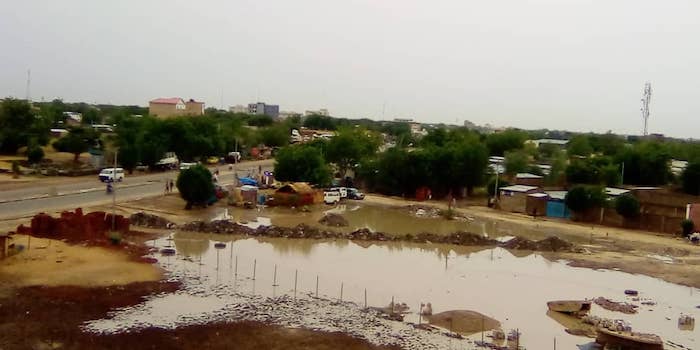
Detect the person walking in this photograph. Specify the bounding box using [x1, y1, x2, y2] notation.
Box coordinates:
[170, 179, 175, 192]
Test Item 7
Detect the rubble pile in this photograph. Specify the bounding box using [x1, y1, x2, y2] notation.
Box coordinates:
[129, 212, 175, 229]
[177, 218, 577, 252]
[15, 208, 129, 242]
[498, 236, 573, 252]
[593, 297, 638, 314]
[318, 213, 349, 227]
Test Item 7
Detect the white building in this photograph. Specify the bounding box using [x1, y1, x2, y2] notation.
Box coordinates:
[229, 105, 248, 114]
[304, 108, 329, 116]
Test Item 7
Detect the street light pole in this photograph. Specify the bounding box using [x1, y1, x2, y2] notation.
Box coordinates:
[111, 149, 118, 230]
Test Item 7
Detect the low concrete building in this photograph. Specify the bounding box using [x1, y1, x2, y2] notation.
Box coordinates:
[149, 97, 204, 118]
[526, 193, 549, 217]
[499, 185, 541, 213]
[545, 191, 570, 219]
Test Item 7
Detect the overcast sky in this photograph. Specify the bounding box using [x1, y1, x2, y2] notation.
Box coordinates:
[2, 0, 699, 137]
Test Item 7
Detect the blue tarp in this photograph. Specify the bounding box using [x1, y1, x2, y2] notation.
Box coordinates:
[546, 201, 570, 219]
[238, 177, 258, 186]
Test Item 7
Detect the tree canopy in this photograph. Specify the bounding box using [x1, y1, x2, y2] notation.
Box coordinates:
[681, 161, 700, 195]
[565, 185, 605, 213]
[485, 129, 526, 156]
[0, 99, 51, 154]
[326, 128, 381, 177]
[176, 164, 215, 209]
[274, 144, 332, 186]
[52, 127, 100, 162]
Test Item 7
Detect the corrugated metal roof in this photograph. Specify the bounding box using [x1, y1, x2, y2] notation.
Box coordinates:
[528, 193, 549, 198]
[545, 191, 568, 201]
[605, 187, 631, 196]
[516, 172, 543, 179]
[500, 185, 539, 193]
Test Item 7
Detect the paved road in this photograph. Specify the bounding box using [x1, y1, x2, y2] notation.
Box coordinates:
[0, 160, 274, 219]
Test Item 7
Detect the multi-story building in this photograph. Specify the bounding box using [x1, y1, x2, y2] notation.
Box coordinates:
[229, 105, 248, 114]
[304, 108, 329, 116]
[149, 98, 204, 118]
[248, 102, 279, 118]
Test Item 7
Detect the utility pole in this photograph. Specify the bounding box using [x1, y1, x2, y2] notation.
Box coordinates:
[111, 149, 118, 230]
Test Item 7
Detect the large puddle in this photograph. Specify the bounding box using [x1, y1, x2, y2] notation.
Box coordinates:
[86, 232, 699, 349]
[212, 203, 597, 245]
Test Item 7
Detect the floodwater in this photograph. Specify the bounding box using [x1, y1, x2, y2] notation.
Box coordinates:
[211, 203, 595, 245]
[93, 232, 698, 350]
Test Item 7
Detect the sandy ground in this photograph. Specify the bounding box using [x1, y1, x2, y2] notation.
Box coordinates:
[0, 235, 162, 289]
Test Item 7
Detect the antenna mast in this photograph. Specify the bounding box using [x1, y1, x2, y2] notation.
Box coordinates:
[641, 82, 652, 136]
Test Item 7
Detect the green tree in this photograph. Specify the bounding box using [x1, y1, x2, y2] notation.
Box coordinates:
[615, 194, 640, 218]
[485, 129, 526, 156]
[303, 114, 336, 130]
[565, 185, 605, 213]
[326, 128, 380, 177]
[26, 143, 44, 164]
[176, 164, 215, 209]
[546, 150, 567, 186]
[260, 124, 290, 147]
[616, 142, 671, 186]
[247, 115, 274, 127]
[681, 161, 700, 195]
[52, 127, 99, 162]
[567, 135, 594, 157]
[0, 98, 50, 154]
[504, 150, 529, 175]
[274, 145, 332, 186]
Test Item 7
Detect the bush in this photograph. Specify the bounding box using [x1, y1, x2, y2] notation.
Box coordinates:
[176, 164, 215, 209]
[615, 194, 640, 218]
[681, 219, 694, 237]
[11, 160, 20, 178]
[27, 144, 44, 164]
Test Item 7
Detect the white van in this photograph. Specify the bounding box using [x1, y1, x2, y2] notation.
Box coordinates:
[330, 187, 348, 198]
[99, 168, 125, 182]
[324, 191, 341, 205]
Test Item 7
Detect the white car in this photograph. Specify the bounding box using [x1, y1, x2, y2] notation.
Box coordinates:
[98, 168, 124, 182]
[179, 162, 198, 170]
[324, 191, 341, 205]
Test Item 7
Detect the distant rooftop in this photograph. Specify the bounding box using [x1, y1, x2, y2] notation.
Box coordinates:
[150, 97, 183, 105]
[516, 172, 543, 179]
[500, 185, 539, 193]
[604, 187, 631, 196]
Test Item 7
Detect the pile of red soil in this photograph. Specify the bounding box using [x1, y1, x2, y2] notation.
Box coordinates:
[15, 208, 129, 242]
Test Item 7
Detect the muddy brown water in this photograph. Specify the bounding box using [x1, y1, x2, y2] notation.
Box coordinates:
[99, 225, 699, 350]
[212, 203, 593, 245]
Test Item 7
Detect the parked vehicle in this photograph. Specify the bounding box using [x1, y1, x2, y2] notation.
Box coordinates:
[347, 188, 365, 200]
[99, 168, 124, 182]
[225, 151, 241, 163]
[155, 152, 179, 170]
[330, 187, 347, 198]
[324, 191, 341, 205]
[179, 162, 198, 170]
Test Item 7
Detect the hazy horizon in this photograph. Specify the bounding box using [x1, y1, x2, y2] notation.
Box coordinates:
[2, 0, 699, 138]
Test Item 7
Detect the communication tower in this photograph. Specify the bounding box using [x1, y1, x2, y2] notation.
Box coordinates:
[641, 82, 652, 136]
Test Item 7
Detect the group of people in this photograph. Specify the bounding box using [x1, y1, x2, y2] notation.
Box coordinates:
[164, 179, 175, 194]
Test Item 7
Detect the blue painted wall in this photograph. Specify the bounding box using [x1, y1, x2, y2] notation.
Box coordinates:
[546, 201, 570, 219]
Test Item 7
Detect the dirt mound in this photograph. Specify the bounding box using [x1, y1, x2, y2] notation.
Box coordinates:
[15, 208, 129, 242]
[426, 310, 500, 335]
[319, 213, 349, 227]
[499, 236, 573, 252]
[593, 297, 638, 314]
[129, 212, 175, 229]
[180, 220, 255, 235]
